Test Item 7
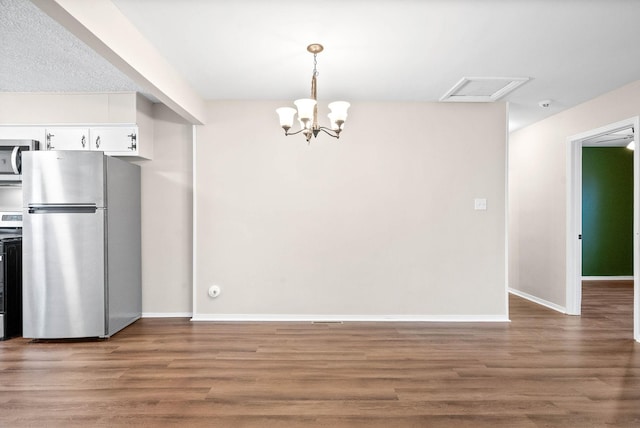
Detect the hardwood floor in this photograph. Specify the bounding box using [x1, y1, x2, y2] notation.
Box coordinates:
[1, 281, 638, 427]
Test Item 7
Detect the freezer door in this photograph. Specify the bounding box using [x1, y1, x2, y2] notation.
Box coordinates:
[22, 151, 105, 206]
[22, 207, 106, 339]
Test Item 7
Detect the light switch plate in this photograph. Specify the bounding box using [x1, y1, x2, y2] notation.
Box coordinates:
[474, 198, 487, 210]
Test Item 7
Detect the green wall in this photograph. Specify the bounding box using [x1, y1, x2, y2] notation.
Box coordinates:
[582, 147, 633, 276]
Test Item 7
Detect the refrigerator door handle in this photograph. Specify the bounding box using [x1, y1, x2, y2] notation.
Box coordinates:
[28, 204, 98, 214]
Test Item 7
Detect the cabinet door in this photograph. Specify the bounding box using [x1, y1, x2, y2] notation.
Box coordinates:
[90, 127, 138, 155]
[45, 128, 89, 151]
[0, 127, 46, 144]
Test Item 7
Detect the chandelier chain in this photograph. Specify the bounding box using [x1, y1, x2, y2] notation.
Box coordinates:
[313, 53, 319, 77]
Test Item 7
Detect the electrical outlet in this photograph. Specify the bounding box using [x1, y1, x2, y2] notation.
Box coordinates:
[208, 285, 221, 298]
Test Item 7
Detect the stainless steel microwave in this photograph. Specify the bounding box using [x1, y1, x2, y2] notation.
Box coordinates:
[0, 140, 39, 182]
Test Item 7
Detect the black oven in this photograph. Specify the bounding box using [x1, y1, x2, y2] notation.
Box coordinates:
[0, 236, 22, 340]
[0, 212, 22, 340]
[0, 140, 39, 182]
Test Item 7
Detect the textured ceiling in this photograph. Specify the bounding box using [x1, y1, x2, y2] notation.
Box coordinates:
[0, 0, 146, 94]
[3, 0, 640, 131]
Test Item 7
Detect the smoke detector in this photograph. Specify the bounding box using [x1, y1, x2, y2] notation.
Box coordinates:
[538, 99, 552, 108]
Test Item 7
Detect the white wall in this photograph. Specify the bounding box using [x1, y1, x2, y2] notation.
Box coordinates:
[0, 92, 138, 123]
[194, 100, 507, 320]
[135, 104, 193, 316]
[509, 79, 640, 308]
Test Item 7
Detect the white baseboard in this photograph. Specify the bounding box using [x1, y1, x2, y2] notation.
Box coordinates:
[190, 314, 510, 323]
[508, 288, 566, 314]
[142, 312, 193, 318]
[582, 276, 634, 281]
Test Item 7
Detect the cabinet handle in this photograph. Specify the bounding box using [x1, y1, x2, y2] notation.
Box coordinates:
[95, 135, 101, 149]
[81, 135, 86, 148]
[10, 146, 20, 174]
[127, 133, 137, 151]
[46, 133, 55, 150]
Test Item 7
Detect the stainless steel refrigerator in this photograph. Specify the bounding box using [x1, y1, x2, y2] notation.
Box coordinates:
[22, 151, 141, 339]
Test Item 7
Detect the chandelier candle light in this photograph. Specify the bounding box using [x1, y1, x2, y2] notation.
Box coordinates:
[276, 44, 350, 143]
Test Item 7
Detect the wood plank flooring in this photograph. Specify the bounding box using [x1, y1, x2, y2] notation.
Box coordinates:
[1, 281, 639, 427]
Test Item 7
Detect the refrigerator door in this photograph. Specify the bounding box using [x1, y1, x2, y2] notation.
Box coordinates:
[22, 207, 106, 339]
[22, 151, 105, 207]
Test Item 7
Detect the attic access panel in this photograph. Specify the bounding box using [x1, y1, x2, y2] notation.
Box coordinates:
[440, 77, 530, 102]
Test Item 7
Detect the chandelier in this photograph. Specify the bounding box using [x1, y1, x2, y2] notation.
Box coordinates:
[276, 44, 350, 143]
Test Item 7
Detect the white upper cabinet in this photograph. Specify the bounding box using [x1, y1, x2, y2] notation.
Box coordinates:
[43, 126, 140, 156]
[45, 128, 89, 151]
[89, 127, 138, 155]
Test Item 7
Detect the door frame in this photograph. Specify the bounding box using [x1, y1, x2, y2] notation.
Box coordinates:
[566, 116, 639, 342]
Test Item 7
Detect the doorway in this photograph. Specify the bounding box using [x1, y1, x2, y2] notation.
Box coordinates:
[567, 117, 639, 342]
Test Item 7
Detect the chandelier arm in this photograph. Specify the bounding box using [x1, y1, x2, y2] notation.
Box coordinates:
[284, 128, 307, 136]
[317, 127, 340, 139]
